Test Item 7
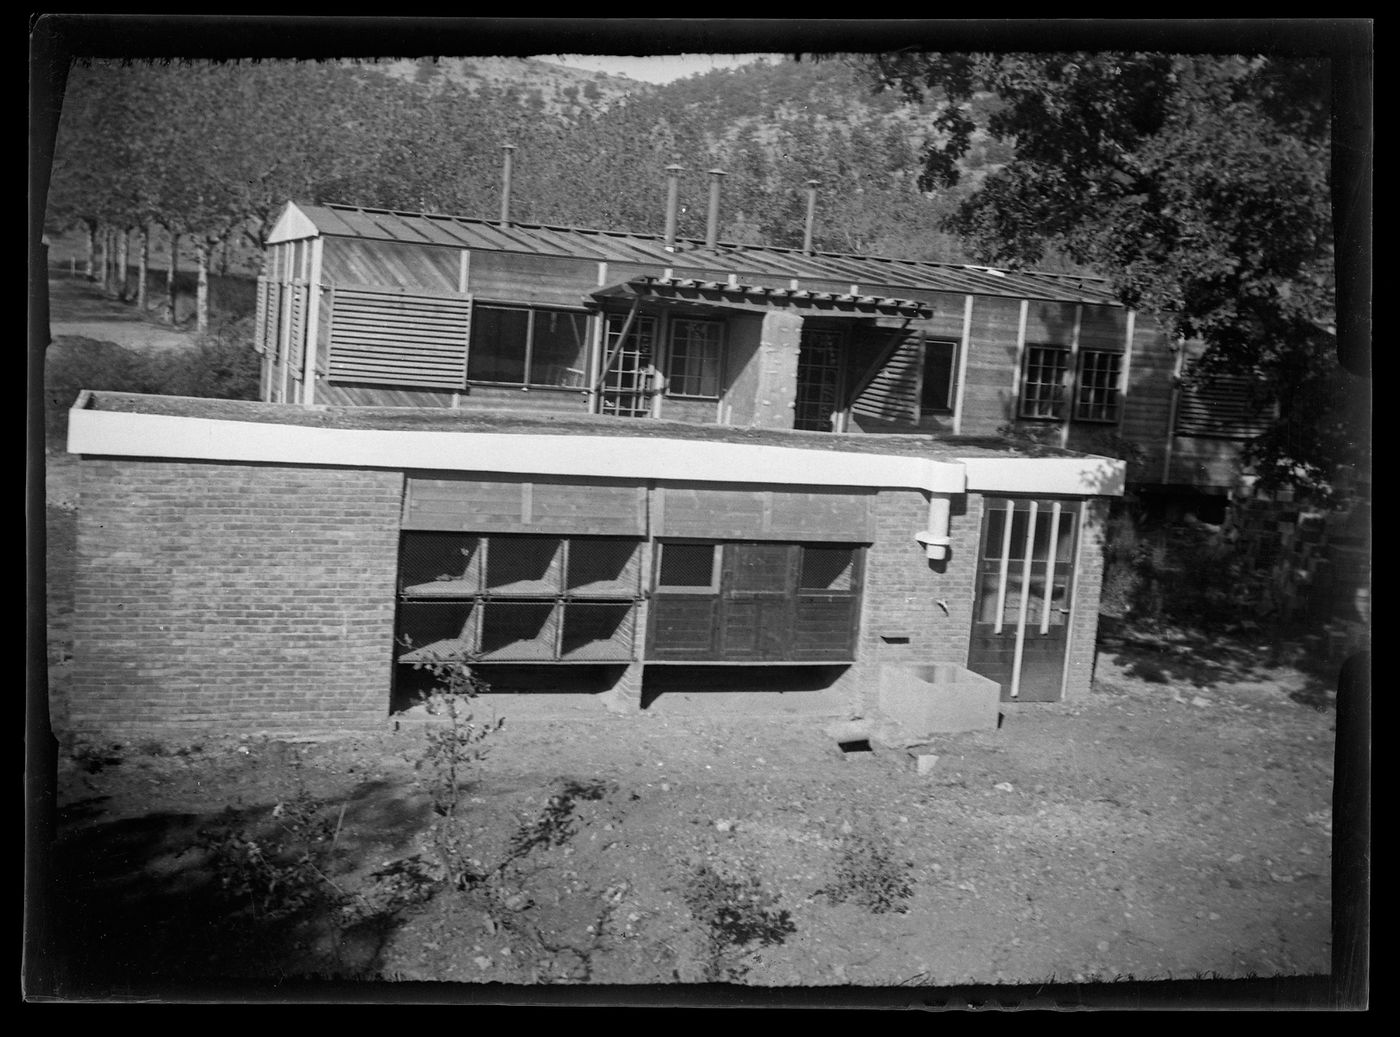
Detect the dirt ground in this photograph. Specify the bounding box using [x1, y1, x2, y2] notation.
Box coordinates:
[32, 278, 1348, 1005]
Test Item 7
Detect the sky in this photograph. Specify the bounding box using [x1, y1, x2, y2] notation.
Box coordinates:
[536, 53, 783, 85]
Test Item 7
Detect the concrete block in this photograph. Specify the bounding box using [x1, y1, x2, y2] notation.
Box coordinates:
[877, 662, 1001, 738]
[913, 752, 940, 775]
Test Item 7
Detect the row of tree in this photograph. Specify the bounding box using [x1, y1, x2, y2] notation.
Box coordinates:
[46, 57, 996, 333]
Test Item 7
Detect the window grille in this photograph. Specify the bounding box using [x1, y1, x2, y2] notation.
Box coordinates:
[396, 532, 641, 663]
[1074, 350, 1123, 423]
[800, 546, 855, 591]
[601, 314, 656, 417]
[484, 536, 564, 595]
[1019, 345, 1070, 420]
[656, 542, 719, 591]
[795, 329, 844, 431]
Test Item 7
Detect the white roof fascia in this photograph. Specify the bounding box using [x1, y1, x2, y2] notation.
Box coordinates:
[68, 407, 969, 495]
[960, 456, 1126, 497]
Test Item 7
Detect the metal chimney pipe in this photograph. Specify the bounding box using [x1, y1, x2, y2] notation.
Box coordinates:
[663, 164, 684, 251]
[499, 144, 517, 226]
[803, 180, 820, 255]
[705, 169, 727, 249]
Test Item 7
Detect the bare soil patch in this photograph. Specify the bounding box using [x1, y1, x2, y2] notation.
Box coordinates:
[36, 274, 1341, 1002]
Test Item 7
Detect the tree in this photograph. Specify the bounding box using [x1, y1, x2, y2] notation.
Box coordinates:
[862, 53, 1363, 500]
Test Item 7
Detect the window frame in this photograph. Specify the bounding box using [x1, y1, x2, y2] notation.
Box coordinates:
[467, 302, 592, 390]
[663, 317, 725, 400]
[1018, 343, 1071, 421]
[918, 337, 958, 417]
[1073, 348, 1124, 424]
[654, 540, 722, 594]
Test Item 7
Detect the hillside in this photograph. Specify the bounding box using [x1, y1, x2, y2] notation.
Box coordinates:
[44, 54, 1092, 275]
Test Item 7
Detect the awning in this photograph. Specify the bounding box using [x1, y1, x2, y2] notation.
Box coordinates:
[587, 275, 933, 319]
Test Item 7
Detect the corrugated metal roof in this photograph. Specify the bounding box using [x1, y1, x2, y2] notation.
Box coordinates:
[287, 201, 1123, 306]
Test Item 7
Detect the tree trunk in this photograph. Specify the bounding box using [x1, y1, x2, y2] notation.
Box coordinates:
[219, 237, 230, 276]
[84, 221, 96, 280]
[195, 239, 210, 335]
[137, 223, 151, 313]
[116, 227, 130, 301]
[97, 225, 110, 293]
[166, 230, 180, 325]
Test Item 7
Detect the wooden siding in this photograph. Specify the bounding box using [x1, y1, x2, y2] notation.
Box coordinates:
[403, 474, 647, 536]
[1077, 304, 1128, 351]
[1024, 300, 1079, 344]
[958, 296, 1024, 434]
[326, 286, 471, 389]
[322, 236, 460, 293]
[657, 485, 874, 542]
[1119, 321, 1176, 481]
[468, 250, 599, 309]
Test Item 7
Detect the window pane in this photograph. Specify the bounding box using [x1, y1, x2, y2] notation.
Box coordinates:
[658, 543, 716, 590]
[1075, 350, 1123, 422]
[468, 306, 528, 383]
[530, 310, 589, 387]
[668, 319, 722, 397]
[1021, 345, 1069, 419]
[921, 340, 956, 413]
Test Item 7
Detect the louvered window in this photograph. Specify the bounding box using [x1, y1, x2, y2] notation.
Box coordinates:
[327, 286, 471, 388]
[1175, 372, 1275, 439]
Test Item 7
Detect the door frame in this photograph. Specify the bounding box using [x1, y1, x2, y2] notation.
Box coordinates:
[967, 496, 1081, 701]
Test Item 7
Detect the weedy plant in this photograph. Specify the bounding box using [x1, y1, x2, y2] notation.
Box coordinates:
[402, 646, 505, 890]
[822, 821, 914, 914]
[683, 860, 796, 982]
[196, 751, 344, 920]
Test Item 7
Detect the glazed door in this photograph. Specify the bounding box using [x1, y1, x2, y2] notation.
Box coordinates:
[600, 313, 657, 418]
[794, 328, 845, 431]
[967, 498, 1078, 701]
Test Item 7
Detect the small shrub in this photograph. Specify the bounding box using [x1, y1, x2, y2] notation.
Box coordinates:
[196, 765, 342, 921]
[683, 861, 796, 982]
[823, 823, 914, 914]
[70, 740, 125, 774]
[403, 647, 504, 889]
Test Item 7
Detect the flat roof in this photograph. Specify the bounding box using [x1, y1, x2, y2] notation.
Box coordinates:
[79, 392, 1091, 463]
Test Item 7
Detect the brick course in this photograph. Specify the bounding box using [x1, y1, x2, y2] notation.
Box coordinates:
[69, 459, 404, 736]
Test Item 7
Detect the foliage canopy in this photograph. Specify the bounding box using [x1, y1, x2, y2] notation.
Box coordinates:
[862, 52, 1365, 499]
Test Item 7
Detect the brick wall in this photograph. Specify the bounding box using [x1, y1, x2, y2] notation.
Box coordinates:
[1063, 497, 1108, 701]
[851, 489, 984, 712]
[69, 459, 404, 736]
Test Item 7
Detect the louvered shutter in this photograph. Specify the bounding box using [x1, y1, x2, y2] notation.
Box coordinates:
[1175, 373, 1275, 438]
[853, 333, 922, 424]
[327, 286, 472, 388]
[253, 276, 277, 355]
[287, 282, 307, 373]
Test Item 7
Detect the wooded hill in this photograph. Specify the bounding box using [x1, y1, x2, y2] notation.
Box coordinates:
[45, 55, 1035, 331]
